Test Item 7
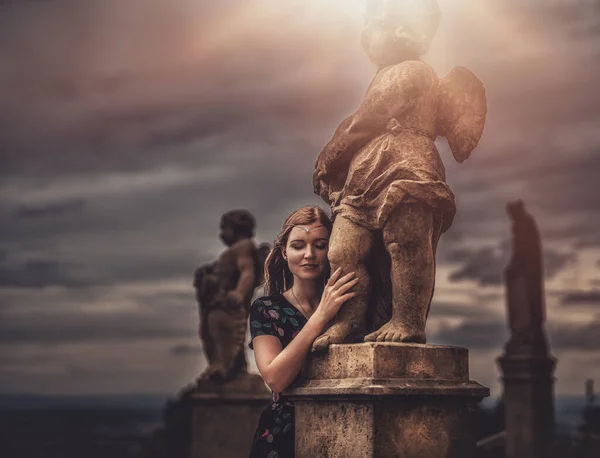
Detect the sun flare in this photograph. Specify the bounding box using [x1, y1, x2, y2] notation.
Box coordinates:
[321, 0, 367, 15]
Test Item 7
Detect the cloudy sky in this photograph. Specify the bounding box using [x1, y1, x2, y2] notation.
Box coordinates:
[1, 0, 599, 397]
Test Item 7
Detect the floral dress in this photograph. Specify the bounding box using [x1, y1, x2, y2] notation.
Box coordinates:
[248, 295, 308, 458]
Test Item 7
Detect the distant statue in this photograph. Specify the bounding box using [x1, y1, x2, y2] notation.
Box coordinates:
[193, 210, 270, 382]
[312, 0, 486, 351]
[504, 200, 549, 356]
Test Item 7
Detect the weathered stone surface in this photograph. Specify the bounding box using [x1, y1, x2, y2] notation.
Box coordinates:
[304, 342, 469, 381]
[311, 0, 487, 352]
[286, 343, 489, 458]
[190, 373, 271, 458]
[498, 354, 557, 458]
[294, 397, 479, 458]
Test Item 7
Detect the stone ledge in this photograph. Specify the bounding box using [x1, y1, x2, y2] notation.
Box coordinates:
[191, 373, 271, 403]
[302, 342, 470, 381]
[285, 377, 489, 398]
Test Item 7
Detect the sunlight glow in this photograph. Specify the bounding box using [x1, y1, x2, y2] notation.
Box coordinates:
[320, 0, 366, 15]
[187, 0, 551, 74]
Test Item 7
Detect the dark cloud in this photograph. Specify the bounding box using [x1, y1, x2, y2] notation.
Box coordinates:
[0, 248, 200, 289]
[544, 250, 578, 277]
[430, 317, 600, 351]
[0, 0, 599, 394]
[447, 247, 506, 286]
[0, 309, 193, 344]
[0, 0, 361, 178]
[0, 288, 197, 345]
[428, 300, 501, 321]
[0, 353, 65, 368]
[561, 290, 600, 306]
[548, 320, 600, 350]
[13, 199, 85, 219]
[444, 242, 577, 286]
[0, 259, 88, 288]
[430, 320, 508, 349]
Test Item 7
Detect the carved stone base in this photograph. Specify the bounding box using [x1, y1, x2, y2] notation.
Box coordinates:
[190, 373, 271, 458]
[498, 353, 557, 458]
[285, 343, 489, 458]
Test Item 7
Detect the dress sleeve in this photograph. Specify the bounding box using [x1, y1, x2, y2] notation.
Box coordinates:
[248, 298, 280, 350]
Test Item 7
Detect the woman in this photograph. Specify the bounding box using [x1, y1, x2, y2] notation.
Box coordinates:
[248, 206, 358, 458]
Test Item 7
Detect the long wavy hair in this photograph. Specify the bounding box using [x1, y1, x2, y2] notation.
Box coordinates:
[264, 206, 333, 296]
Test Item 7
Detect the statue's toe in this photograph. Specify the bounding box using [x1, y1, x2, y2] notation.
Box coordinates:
[400, 332, 426, 344]
[364, 322, 426, 344]
[364, 330, 379, 342]
[311, 334, 331, 353]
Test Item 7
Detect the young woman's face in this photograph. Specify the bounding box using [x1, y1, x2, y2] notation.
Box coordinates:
[284, 222, 330, 282]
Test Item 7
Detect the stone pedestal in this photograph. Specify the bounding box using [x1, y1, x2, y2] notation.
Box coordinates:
[190, 373, 271, 458]
[285, 343, 489, 458]
[497, 354, 556, 458]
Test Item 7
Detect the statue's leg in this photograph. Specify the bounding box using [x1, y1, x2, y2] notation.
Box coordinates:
[312, 214, 374, 352]
[203, 306, 247, 380]
[426, 214, 442, 320]
[364, 205, 442, 343]
[199, 310, 216, 377]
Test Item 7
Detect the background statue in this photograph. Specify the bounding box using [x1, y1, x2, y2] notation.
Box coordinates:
[504, 200, 549, 356]
[312, 0, 487, 351]
[193, 210, 270, 382]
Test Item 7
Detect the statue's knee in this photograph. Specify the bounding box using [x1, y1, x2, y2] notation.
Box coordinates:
[328, 243, 346, 267]
[386, 238, 432, 261]
[328, 241, 368, 270]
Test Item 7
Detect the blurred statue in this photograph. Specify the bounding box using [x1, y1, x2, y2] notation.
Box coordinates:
[193, 210, 270, 382]
[504, 200, 549, 356]
[312, 0, 486, 351]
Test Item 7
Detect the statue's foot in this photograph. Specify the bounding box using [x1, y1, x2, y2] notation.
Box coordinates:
[311, 321, 357, 353]
[364, 321, 425, 343]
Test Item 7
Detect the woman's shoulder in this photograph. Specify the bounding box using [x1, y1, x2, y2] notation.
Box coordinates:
[250, 295, 298, 324]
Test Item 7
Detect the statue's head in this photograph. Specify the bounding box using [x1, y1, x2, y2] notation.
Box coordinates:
[220, 209, 256, 246]
[506, 200, 528, 224]
[361, 0, 440, 67]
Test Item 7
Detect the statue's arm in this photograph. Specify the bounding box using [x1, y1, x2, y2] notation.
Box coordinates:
[194, 262, 215, 307]
[314, 105, 383, 195]
[228, 241, 257, 307]
[314, 63, 426, 196]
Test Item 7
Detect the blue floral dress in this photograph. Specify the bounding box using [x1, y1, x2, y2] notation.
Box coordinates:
[248, 295, 308, 458]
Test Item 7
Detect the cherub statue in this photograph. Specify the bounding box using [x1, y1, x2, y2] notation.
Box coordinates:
[312, 0, 487, 351]
[193, 210, 270, 382]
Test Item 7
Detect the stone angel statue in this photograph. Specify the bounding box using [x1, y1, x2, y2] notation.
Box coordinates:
[312, 0, 487, 351]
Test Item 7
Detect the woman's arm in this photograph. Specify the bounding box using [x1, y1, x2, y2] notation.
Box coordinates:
[252, 269, 359, 393]
[252, 313, 328, 393]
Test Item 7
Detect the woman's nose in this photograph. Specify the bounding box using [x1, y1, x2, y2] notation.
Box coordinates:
[304, 246, 315, 258]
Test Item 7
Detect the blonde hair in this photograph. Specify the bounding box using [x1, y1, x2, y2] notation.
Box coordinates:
[263, 206, 332, 295]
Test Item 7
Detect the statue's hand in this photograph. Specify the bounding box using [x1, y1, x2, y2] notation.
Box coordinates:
[225, 290, 244, 310]
[313, 169, 323, 195]
[315, 151, 328, 177]
[313, 152, 332, 195]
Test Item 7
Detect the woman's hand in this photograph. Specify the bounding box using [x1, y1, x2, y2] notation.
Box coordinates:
[314, 267, 359, 324]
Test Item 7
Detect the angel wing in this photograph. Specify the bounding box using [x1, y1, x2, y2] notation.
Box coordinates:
[437, 66, 487, 163]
